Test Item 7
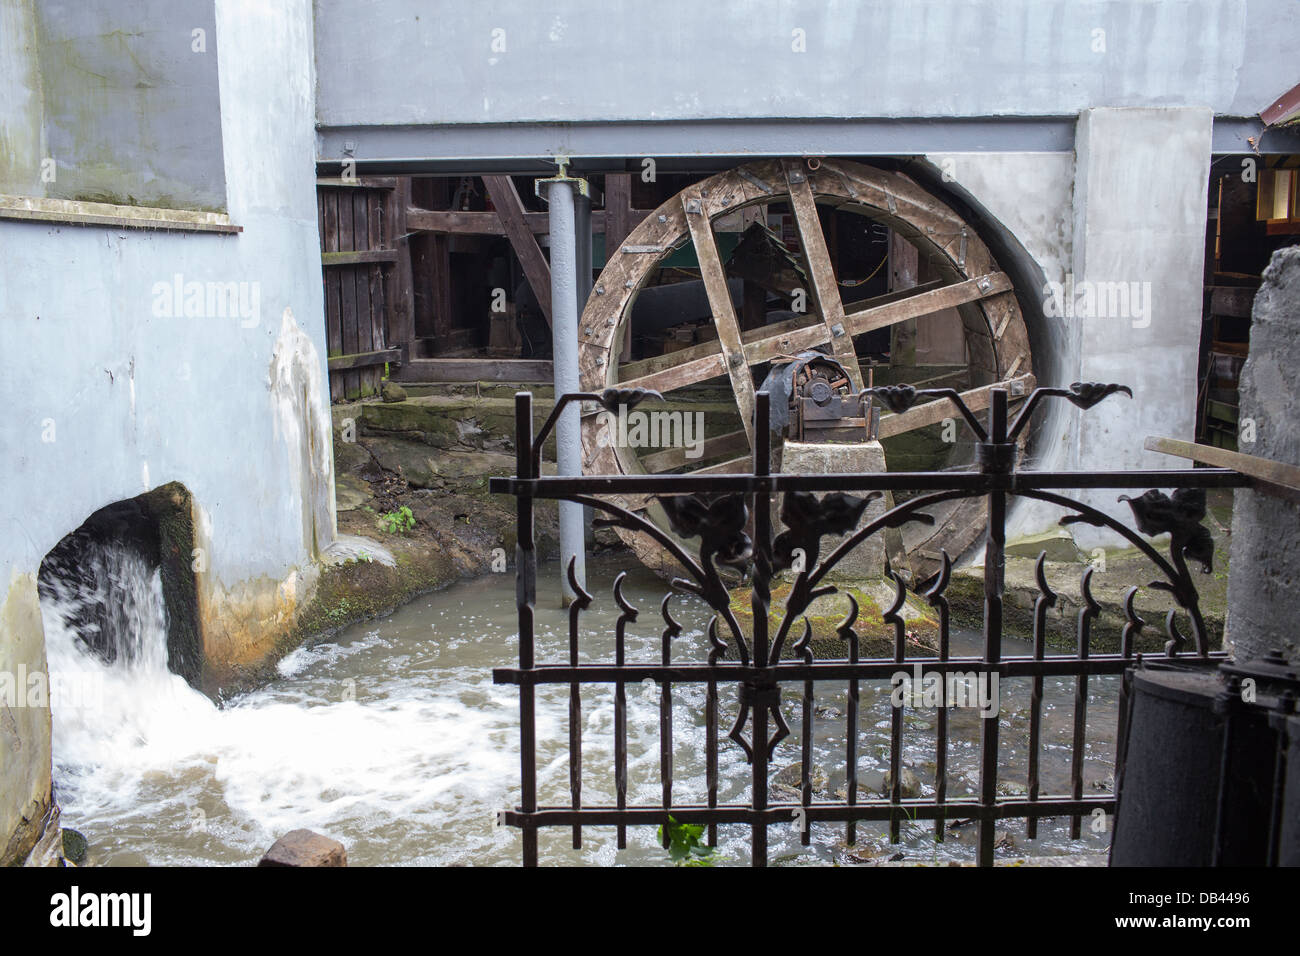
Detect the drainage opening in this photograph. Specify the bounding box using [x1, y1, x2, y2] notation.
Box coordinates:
[37, 482, 201, 688]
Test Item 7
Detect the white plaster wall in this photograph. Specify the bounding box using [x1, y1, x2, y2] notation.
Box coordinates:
[0, 0, 331, 860]
[315, 0, 1292, 127]
[1067, 107, 1213, 547]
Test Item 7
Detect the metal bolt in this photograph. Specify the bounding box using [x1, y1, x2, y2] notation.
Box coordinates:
[685, 198, 702, 215]
[657, 214, 667, 223]
[596, 285, 605, 295]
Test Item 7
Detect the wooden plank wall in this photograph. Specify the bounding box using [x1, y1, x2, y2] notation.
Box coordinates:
[318, 180, 401, 400]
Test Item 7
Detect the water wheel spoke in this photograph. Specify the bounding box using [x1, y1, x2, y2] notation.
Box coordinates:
[877, 373, 1036, 439]
[617, 278, 970, 394]
[843, 271, 1012, 337]
[618, 349, 728, 394]
[683, 190, 757, 445]
[639, 428, 750, 474]
[784, 159, 864, 391]
[614, 453, 753, 512]
[681, 455, 750, 476]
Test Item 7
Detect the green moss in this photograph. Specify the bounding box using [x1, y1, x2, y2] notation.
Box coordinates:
[727, 581, 938, 660]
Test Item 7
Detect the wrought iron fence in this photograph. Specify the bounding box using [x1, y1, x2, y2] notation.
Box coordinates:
[490, 383, 1249, 866]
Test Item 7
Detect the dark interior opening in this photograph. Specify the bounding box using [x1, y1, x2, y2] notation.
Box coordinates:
[37, 482, 202, 688]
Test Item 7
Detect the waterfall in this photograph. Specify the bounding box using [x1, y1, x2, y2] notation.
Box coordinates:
[39, 541, 218, 817]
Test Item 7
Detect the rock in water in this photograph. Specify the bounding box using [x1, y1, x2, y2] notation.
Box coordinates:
[882, 767, 922, 799]
[770, 762, 830, 801]
[381, 381, 407, 403]
[258, 829, 348, 867]
[61, 829, 88, 864]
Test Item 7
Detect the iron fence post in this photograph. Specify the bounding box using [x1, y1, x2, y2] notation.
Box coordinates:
[751, 391, 773, 867]
[978, 387, 1009, 866]
[515, 391, 539, 866]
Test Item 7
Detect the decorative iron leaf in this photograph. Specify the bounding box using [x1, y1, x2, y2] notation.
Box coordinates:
[1118, 489, 1213, 573]
[863, 384, 919, 414]
[599, 387, 663, 411]
[1063, 382, 1133, 409]
[657, 493, 752, 571]
[772, 490, 878, 573]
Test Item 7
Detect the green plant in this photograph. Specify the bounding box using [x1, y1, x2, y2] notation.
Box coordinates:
[658, 816, 718, 866]
[378, 505, 415, 534]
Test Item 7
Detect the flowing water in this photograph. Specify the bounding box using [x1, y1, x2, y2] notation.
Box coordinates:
[42, 550, 1115, 866]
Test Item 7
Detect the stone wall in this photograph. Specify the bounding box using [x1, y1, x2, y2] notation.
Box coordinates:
[1226, 247, 1300, 664]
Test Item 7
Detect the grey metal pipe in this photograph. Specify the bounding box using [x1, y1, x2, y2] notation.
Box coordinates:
[574, 193, 594, 551]
[545, 179, 586, 603]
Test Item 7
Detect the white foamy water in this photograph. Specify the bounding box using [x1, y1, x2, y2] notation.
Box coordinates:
[42, 553, 1117, 866]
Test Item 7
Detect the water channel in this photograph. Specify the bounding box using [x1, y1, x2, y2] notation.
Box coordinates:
[44, 552, 1115, 866]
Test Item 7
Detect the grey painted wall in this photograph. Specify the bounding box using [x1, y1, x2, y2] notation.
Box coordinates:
[1, 0, 328, 592]
[314, 0, 1296, 130]
[2, 0, 228, 210]
[1049, 107, 1210, 546]
[0, 0, 331, 860]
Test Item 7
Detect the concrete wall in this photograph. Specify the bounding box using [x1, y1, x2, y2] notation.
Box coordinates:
[314, 0, 1293, 129]
[0, 0, 331, 863]
[2, 0, 229, 210]
[1066, 108, 1212, 544]
[936, 111, 1212, 546]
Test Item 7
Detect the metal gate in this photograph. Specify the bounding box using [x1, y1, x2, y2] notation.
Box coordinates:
[490, 383, 1247, 866]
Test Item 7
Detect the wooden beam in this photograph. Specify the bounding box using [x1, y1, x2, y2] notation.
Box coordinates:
[639, 429, 751, 473]
[321, 249, 399, 266]
[683, 190, 756, 445]
[604, 174, 635, 254]
[387, 177, 416, 361]
[888, 229, 921, 366]
[482, 176, 553, 327]
[877, 373, 1035, 438]
[393, 358, 553, 383]
[613, 279, 992, 393]
[618, 351, 729, 395]
[684, 456, 751, 476]
[613, 275, 991, 395]
[328, 347, 402, 371]
[1144, 436, 1300, 502]
[844, 272, 1012, 336]
[1208, 286, 1256, 319]
[785, 160, 864, 390]
[405, 207, 616, 236]
[316, 176, 397, 189]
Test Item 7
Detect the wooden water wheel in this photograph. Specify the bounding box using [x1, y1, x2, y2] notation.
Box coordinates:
[579, 158, 1035, 579]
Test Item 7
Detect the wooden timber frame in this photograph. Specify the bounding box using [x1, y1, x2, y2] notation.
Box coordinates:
[578, 158, 1035, 578]
[317, 176, 414, 400]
